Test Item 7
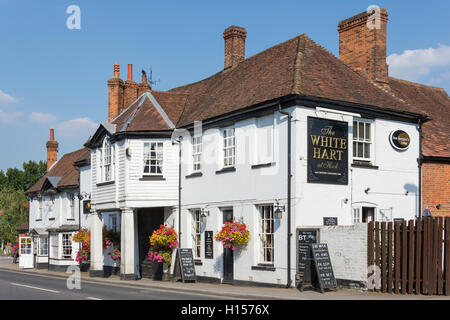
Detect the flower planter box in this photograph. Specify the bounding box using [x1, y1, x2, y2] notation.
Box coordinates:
[80, 262, 90, 272]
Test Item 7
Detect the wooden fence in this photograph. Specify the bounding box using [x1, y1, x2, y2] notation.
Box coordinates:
[367, 217, 450, 295]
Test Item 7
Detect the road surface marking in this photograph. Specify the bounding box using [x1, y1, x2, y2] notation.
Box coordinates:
[87, 296, 102, 300]
[11, 282, 60, 293]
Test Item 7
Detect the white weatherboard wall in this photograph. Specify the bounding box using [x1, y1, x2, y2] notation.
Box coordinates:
[318, 224, 368, 288]
[180, 104, 420, 286]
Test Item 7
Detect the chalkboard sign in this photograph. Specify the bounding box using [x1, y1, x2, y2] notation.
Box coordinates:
[311, 243, 337, 292]
[204, 231, 213, 259]
[296, 229, 319, 290]
[323, 217, 338, 226]
[173, 248, 196, 283]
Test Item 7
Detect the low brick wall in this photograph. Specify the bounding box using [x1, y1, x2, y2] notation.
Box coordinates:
[318, 224, 367, 289]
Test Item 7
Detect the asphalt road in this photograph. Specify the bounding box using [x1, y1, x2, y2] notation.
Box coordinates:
[0, 269, 235, 300]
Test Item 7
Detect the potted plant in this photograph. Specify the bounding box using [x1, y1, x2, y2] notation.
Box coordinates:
[147, 224, 178, 280]
[73, 228, 90, 271]
[215, 220, 250, 251]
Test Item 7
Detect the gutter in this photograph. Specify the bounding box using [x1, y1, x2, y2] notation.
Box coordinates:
[278, 104, 292, 289]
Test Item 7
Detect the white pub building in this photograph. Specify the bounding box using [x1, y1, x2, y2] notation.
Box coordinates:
[83, 18, 425, 287]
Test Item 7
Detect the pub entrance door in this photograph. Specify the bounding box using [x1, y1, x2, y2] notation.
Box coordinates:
[137, 208, 164, 278]
[222, 209, 234, 283]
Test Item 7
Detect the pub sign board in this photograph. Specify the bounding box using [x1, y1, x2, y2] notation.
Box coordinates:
[204, 231, 214, 259]
[323, 217, 338, 226]
[307, 117, 348, 185]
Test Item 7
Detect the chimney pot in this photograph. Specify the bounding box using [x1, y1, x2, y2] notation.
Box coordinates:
[114, 62, 120, 77]
[50, 128, 54, 141]
[127, 64, 133, 81]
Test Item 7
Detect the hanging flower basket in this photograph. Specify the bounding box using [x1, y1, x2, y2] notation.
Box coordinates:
[215, 220, 250, 251]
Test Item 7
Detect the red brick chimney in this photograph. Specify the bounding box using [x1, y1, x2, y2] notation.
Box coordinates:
[107, 62, 124, 122]
[223, 26, 247, 69]
[46, 129, 58, 172]
[124, 64, 138, 109]
[137, 70, 151, 96]
[338, 8, 389, 88]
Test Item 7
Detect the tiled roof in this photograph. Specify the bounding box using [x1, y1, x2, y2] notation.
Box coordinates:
[26, 148, 90, 194]
[388, 77, 450, 158]
[112, 91, 187, 132]
[169, 34, 419, 126]
[105, 33, 449, 159]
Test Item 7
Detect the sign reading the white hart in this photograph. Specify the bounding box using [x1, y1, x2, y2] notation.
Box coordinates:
[307, 117, 348, 185]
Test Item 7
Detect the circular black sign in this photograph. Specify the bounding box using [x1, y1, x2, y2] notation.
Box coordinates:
[389, 130, 410, 150]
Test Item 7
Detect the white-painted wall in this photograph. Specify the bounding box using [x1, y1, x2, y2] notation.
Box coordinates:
[179, 105, 420, 286]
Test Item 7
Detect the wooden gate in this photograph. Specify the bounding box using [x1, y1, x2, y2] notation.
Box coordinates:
[367, 217, 450, 295]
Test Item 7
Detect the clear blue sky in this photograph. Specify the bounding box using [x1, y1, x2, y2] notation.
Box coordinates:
[0, 0, 449, 171]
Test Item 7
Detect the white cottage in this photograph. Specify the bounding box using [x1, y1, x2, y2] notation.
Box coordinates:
[26, 131, 91, 271]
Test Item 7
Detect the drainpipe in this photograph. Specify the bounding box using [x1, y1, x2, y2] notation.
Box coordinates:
[278, 104, 292, 288]
[418, 119, 423, 218]
[172, 137, 182, 248]
[178, 139, 182, 248]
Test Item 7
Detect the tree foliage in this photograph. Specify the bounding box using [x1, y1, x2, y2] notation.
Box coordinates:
[0, 160, 47, 192]
[0, 160, 47, 243]
[0, 187, 28, 243]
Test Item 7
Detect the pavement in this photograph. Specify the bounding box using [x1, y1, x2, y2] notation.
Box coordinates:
[0, 255, 449, 300]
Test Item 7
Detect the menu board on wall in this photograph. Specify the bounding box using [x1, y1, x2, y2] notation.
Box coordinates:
[307, 117, 348, 185]
[204, 231, 214, 259]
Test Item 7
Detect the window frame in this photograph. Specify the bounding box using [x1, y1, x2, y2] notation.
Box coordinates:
[38, 237, 48, 256]
[102, 138, 113, 182]
[142, 142, 164, 176]
[259, 205, 274, 264]
[61, 233, 73, 259]
[68, 195, 75, 220]
[192, 135, 202, 173]
[36, 199, 42, 220]
[353, 119, 374, 163]
[223, 127, 236, 168]
[191, 209, 202, 259]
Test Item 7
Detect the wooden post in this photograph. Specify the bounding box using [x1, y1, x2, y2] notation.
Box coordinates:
[423, 218, 429, 294]
[437, 217, 444, 295]
[401, 221, 408, 294]
[368, 221, 374, 291]
[375, 222, 380, 292]
[388, 222, 393, 293]
[415, 218, 422, 294]
[431, 218, 439, 294]
[381, 223, 387, 292]
[408, 220, 414, 294]
[394, 221, 401, 294]
[445, 217, 450, 296]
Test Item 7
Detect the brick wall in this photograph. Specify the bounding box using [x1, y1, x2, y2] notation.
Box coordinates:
[422, 162, 450, 217]
[319, 224, 368, 288]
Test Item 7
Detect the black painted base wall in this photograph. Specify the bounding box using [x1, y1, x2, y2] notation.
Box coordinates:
[36, 263, 48, 270]
[103, 266, 120, 277]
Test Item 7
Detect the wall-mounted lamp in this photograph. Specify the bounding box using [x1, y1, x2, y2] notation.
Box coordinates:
[343, 198, 349, 204]
[77, 192, 90, 201]
[274, 199, 285, 219]
[200, 208, 209, 223]
[436, 204, 442, 210]
[364, 188, 370, 194]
